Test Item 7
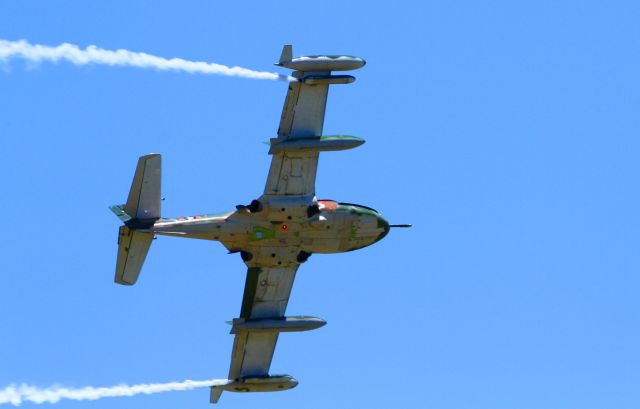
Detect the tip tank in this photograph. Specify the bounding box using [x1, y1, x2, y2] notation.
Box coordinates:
[277, 45, 365, 71]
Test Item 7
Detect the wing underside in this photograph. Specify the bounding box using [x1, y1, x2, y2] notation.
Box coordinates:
[228, 265, 299, 379]
[264, 78, 329, 196]
[264, 152, 319, 196]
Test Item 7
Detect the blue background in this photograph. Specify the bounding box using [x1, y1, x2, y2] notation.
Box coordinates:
[1, 1, 639, 408]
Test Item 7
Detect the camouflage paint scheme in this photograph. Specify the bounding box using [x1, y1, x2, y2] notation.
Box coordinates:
[152, 200, 389, 262]
[111, 46, 405, 404]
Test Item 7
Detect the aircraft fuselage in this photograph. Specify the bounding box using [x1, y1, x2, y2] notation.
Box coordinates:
[151, 199, 389, 267]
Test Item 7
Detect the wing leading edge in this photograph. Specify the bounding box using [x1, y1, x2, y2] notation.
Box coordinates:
[263, 72, 327, 196]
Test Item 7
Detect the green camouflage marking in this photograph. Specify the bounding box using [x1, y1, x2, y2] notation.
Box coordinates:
[338, 203, 378, 217]
[249, 225, 276, 241]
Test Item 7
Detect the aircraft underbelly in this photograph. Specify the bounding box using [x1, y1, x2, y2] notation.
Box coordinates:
[153, 203, 386, 255]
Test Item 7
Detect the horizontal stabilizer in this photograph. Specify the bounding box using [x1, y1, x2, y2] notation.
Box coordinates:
[115, 226, 153, 285]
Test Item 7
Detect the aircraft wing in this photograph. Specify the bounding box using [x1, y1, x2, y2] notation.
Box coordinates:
[227, 265, 299, 380]
[210, 46, 366, 404]
[263, 71, 329, 196]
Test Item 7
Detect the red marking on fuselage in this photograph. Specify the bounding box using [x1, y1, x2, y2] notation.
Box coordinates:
[178, 215, 205, 221]
[318, 200, 338, 211]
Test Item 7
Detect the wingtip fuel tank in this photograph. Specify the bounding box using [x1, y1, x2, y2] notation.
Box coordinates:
[210, 375, 298, 403]
[276, 44, 366, 72]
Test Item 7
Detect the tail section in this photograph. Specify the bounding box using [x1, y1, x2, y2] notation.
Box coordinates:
[110, 154, 161, 285]
[114, 226, 154, 285]
[125, 154, 161, 222]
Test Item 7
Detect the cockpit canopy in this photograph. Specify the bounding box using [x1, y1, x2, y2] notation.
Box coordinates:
[318, 200, 378, 214]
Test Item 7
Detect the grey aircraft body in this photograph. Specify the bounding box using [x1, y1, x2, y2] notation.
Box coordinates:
[110, 45, 409, 404]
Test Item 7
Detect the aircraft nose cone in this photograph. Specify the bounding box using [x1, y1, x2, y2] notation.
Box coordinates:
[376, 214, 390, 242]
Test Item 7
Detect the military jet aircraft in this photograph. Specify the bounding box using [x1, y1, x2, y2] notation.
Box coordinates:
[110, 45, 410, 404]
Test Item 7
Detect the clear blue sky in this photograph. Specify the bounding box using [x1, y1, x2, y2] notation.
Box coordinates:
[1, 1, 639, 408]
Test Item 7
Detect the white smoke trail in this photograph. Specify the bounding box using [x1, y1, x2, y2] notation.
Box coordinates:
[0, 378, 226, 406]
[0, 39, 293, 81]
